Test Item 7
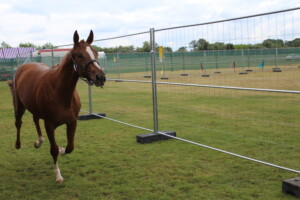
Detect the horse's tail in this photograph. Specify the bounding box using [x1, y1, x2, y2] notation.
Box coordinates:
[7, 80, 14, 94]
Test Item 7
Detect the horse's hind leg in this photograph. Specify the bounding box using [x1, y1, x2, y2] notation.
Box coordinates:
[8, 80, 25, 149]
[33, 115, 44, 148]
[14, 97, 25, 149]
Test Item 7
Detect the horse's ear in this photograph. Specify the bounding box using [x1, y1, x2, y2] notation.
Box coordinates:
[86, 30, 94, 44]
[73, 30, 79, 45]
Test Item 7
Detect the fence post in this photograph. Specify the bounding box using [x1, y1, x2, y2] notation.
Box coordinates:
[30, 51, 33, 62]
[88, 85, 93, 114]
[150, 28, 159, 134]
[170, 53, 174, 72]
[137, 28, 176, 143]
[51, 47, 54, 67]
[272, 48, 281, 72]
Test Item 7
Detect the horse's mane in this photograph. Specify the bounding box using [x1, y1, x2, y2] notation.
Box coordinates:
[57, 40, 86, 68]
[50, 64, 60, 69]
[56, 51, 71, 69]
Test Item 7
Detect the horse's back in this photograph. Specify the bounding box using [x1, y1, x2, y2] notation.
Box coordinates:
[13, 63, 80, 123]
[14, 63, 53, 114]
[15, 63, 49, 81]
[14, 63, 50, 96]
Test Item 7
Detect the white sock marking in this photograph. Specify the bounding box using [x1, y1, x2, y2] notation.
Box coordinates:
[54, 161, 64, 183]
[34, 136, 44, 148]
[59, 147, 66, 155]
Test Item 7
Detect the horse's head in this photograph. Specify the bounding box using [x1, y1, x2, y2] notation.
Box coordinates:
[70, 30, 106, 87]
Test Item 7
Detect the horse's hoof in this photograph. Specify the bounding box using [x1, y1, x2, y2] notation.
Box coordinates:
[34, 137, 44, 148]
[15, 143, 21, 149]
[56, 179, 64, 183]
[34, 141, 39, 148]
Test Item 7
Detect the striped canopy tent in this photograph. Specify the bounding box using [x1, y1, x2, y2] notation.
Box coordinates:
[0, 47, 35, 59]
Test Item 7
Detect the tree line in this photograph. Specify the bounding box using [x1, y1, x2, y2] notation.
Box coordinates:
[1, 38, 300, 53]
[1, 41, 54, 50]
[94, 38, 300, 53]
[188, 38, 300, 51]
[92, 41, 173, 54]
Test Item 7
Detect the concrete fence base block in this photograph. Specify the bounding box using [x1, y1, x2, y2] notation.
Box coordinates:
[77, 113, 106, 120]
[282, 177, 300, 198]
[202, 74, 210, 77]
[136, 131, 176, 144]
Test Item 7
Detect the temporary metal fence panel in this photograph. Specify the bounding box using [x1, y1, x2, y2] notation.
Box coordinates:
[153, 8, 300, 172]
[91, 31, 155, 132]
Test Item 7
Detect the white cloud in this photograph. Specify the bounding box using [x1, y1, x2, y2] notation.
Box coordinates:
[0, 3, 11, 11]
[0, 0, 299, 47]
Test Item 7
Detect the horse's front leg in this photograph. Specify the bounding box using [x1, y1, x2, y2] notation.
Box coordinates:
[44, 121, 64, 183]
[65, 120, 77, 154]
[33, 115, 44, 148]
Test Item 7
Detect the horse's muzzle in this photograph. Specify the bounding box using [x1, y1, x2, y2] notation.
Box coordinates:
[95, 74, 106, 87]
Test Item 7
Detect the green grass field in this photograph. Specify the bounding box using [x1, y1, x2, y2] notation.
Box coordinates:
[1, 64, 300, 199]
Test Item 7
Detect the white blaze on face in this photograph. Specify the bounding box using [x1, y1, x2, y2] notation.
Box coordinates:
[86, 46, 101, 70]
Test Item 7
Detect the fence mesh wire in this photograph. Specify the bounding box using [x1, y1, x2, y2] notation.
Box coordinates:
[2, 8, 300, 172]
[92, 32, 154, 130]
[153, 8, 300, 170]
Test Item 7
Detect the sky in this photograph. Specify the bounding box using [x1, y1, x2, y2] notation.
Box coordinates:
[0, 0, 300, 47]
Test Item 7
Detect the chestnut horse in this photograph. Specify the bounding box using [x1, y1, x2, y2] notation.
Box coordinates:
[7, 30, 106, 183]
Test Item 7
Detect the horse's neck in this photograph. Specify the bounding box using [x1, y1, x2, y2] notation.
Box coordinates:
[54, 54, 79, 105]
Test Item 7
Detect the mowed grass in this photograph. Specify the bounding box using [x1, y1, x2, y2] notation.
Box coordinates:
[1, 65, 300, 200]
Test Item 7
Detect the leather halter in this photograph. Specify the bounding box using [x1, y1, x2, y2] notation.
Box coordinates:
[69, 51, 100, 85]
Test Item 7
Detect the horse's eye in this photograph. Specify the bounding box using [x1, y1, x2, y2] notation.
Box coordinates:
[78, 54, 83, 59]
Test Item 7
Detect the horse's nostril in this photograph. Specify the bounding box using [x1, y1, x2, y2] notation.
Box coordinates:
[96, 74, 105, 82]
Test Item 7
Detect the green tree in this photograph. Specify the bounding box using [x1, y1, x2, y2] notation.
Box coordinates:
[19, 42, 35, 47]
[189, 40, 197, 51]
[117, 45, 135, 53]
[163, 46, 173, 53]
[42, 42, 54, 49]
[262, 39, 284, 48]
[136, 41, 151, 52]
[1, 41, 11, 48]
[92, 45, 103, 52]
[208, 42, 225, 50]
[197, 39, 209, 50]
[234, 44, 250, 49]
[225, 43, 234, 50]
[285, 38, 300, 47]
[177, 47, 187, 52]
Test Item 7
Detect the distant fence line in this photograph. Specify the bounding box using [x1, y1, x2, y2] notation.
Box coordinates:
[1, 46, 299, 76]
[100, 47, 300, 74]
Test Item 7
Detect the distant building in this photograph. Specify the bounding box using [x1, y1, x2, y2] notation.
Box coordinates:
[32, 49, 106, 59]
[32, 48, 71, 57]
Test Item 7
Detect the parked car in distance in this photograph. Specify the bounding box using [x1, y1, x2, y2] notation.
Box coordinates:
[285, 54, 300, 60]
